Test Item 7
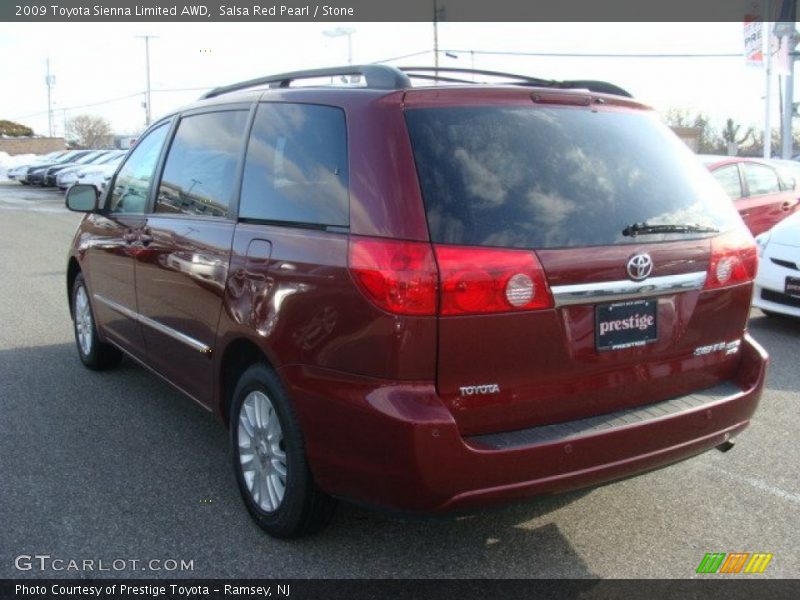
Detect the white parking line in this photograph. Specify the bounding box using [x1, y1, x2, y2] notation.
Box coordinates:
[708, 465, 800, 507]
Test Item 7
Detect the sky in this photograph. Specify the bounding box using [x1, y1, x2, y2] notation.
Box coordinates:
[0, 21, 793, 137]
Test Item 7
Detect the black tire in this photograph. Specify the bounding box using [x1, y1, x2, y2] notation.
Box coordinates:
[71, 273, 123, 370]
[230, 363, 337, 538]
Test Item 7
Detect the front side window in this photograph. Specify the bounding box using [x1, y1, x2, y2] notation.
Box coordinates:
[743, 163, 781, 196]
[155, 110, 249, 217]
[239, 103, 349, 227]
[712, 165, 742, 199]
[108, 123, 169, 215]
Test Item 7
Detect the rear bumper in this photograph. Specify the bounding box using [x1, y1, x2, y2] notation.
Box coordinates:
[282, 333, 768, 512]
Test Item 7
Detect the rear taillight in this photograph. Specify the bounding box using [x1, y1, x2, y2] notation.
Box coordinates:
[349, 237, 438, 315]
[435, 245, 553, 315]
[349, 237, 554, 316]
[704, 229, 758, 290]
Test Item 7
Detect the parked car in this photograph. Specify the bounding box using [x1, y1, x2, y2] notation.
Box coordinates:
[65, 65, 767, 538]
[770, 158, 800, 191]
[42, 150, 115, 187]
[701, 155, 800, 236]
[73, 155, 126, 193]
[57, 151, 125, 190]
[26, 150, 94, 185]
[7, 151, 67, 183]
[753, 211, 800, 318]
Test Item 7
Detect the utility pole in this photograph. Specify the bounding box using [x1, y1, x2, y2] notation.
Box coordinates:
[780, 35, 797, 158]
[433, 1, 446, 75]
[433, 0, 440, 74]
[136, 35, 157, 127]
[776, 4, 798, 158]
[45, 57, 55, 137]
[764, 16, 774, 159]
[322, 27, 355, 65]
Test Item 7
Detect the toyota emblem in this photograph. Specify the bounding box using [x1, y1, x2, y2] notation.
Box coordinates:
[627, 253, 653, 281]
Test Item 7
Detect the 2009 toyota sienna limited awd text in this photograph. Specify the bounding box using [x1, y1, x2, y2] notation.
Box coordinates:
[65, 65, 768, 537]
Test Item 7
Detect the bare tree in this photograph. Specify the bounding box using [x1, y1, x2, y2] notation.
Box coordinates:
[67, 114, 113, 148]
[721, 118, 753, 156]
[662, 108, 722, 154]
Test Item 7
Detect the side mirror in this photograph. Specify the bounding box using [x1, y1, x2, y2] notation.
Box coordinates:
[65, 184, 98, 212]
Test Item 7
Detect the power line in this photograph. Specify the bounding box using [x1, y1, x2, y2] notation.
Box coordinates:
[10, 87, 215, 121]
[11, 91, 146, 120]
[372, 50, 433, 64]
[440, 49, 745, 59]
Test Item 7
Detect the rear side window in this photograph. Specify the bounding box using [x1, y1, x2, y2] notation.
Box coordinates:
[405, 106, 740, 249]
[742, 163, 781, 196]
[239, 103, 348, 227]
[155, 110, 249, 217]
[712, 165, 743, 199]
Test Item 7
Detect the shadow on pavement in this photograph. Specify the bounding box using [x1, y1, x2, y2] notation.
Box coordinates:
[0, 342, 597, 579]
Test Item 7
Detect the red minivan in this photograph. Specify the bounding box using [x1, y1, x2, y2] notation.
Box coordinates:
[65, 66, 768, 537]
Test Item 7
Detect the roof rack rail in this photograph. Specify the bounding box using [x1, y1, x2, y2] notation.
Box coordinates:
[199, 64, 631, 100]
[400, 66, 553, 86]
[200, 65, 412, 99]
[398, 67, 632, 97]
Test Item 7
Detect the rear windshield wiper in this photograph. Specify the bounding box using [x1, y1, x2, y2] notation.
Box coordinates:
[622, 222, 719, 237]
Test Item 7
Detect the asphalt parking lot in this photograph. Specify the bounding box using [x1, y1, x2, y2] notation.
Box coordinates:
[1, 181, 798, 579]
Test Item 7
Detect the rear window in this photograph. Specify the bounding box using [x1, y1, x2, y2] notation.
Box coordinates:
[405, 106, 740, 249]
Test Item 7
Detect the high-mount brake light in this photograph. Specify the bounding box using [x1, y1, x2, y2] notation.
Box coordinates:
[704, 229, 758, 290]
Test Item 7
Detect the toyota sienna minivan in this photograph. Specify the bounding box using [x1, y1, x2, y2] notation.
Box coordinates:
[65, 65, 768, 537]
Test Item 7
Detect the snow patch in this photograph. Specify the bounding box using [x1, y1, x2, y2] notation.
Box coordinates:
[0, 152, 37, 181]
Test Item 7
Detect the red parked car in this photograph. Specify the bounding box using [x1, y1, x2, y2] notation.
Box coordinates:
[701, 155, 800, 236]
[65, 66, 767, 537]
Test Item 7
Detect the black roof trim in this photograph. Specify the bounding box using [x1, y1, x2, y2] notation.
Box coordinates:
[199, 64, 632, 100]
[200, 65, 412, 99]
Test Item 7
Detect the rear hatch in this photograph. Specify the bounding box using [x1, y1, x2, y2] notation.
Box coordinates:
[403, 89, 756, 436]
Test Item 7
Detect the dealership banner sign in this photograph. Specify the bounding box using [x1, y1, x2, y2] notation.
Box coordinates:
[744, 14, 764, 65]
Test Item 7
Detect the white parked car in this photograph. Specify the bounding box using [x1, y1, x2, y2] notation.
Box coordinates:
[6, 151, 67, 183]
[71, 155, 125, 193]
[56, 151, 124, 190]
[753, 211, 800, 318]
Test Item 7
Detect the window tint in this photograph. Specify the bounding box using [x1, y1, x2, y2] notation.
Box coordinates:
[743, 163, 781, 196]
[108, 123, 169, 214]
[155, 110, 249, 217]
[405, 107, 741, 249]
[239, 103, 348, 227]
[712, 165, 742, 199]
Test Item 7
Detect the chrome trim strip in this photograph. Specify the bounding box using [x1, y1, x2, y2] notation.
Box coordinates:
[551, 271, 707, 307]
[93, 293, 212, 355]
